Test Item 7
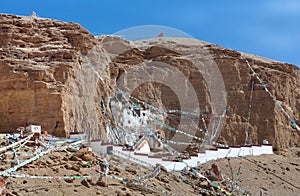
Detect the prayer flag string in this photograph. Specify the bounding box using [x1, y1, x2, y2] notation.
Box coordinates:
[242, 57, 300, 132]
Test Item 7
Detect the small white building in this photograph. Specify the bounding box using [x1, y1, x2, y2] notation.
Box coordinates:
[26, 125, 41, 134]
[110, 99, 165, 149]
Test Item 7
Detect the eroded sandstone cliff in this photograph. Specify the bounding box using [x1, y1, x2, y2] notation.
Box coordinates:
[0, 14, 109, 138]
[108, 37, 300, 150]
[0, 14, 299, 149]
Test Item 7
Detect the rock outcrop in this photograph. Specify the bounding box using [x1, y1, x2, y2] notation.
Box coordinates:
[109, 37, 300, 150]
[0, 14, 299, 149]
[0, 14, 110, 138]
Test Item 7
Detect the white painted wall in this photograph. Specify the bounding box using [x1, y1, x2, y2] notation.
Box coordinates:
[110, 99, 165, 148]
[112, 145, 273, 172]
[109, 100, 274, 171]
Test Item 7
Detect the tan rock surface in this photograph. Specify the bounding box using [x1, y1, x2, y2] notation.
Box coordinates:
[0, 14, 299, 149]
[111, 38, 300, 149]
[0, 14, 111, 138]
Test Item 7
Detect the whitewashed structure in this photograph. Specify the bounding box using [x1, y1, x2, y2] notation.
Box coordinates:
[26, 125, 41, 134]
[110, 99, 164, 149]
[107, 98, 273, 172]
[112, 145, 273, 171]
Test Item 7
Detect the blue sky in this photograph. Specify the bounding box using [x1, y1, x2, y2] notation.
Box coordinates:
[1, 0, 300, 67]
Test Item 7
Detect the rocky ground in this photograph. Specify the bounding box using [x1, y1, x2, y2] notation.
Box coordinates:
[1, 146, 299, 196]
[201, 148, 300, 196]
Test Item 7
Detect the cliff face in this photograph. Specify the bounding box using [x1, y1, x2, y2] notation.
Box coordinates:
[0, 14, 111, 138]
[215, 53, 300, 149]
[0, 14, 299, 149]
[108, 38, 300, 150]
